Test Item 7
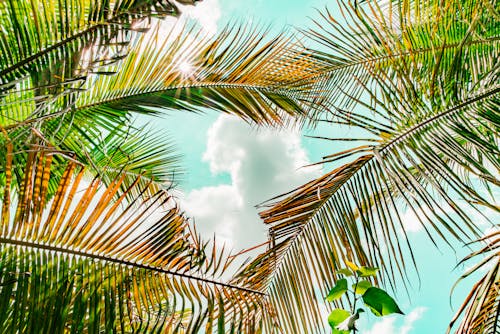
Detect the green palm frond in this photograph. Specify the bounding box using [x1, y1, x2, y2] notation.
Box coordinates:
[448, 229, 500, 334]
[3, 20, 323, 197]
[0, 0, 199, 199]
[2, 15, 324, 133]
[259, 88, 500, 326]
[0, 0, 188, 86]
[301, 0, 500, 119]
[0, 123, 182, 203]
[63, 22, 323, 127]
[0, 0, 191, 130]
[0, 147, 268, 333]
[1, 1, 323, 201]
[233, 1, 500, 332]
[0, 0, 198, 133]
[81, 124, 184, 199]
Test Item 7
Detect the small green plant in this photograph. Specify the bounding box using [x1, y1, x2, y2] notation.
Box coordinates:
[325, 262, 403, 333]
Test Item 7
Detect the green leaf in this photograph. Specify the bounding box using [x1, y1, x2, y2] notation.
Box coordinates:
[353, 280, 372, 295]
[356, 266, 379, 277]
[336, 268, 353, 277]
[325, 279, 348, 302]
[327, 309, 350, 334]
[362, 287, 404, 316]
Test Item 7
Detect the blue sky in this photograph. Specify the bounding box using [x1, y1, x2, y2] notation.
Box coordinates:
[137, 1, 499, 332]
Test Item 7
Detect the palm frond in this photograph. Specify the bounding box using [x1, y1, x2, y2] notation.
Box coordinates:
[1, 4, 324, 201]
[0, 122, 182, 203]
[233, 1, 500, 332]
[63, 21, 324, 127]
[82, 125, 184, 199]
[300, 0, 500, 120]
[234, 77, 500, 334]
[0, 147, 268, 332]
[1, 20, 324, 195]
[0, 0, 200, 199]
[448, 229, 500, 334]
[0, 0, 199, 131]
[0, 0, 190, 131]
[0, 0, 189, 86]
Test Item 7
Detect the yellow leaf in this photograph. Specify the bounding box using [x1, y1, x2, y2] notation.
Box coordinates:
[379, 131, 392, 140]
[345, 261, 359, 272]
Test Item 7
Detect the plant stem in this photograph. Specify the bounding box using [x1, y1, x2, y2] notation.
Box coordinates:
[352, 274, 359, 334]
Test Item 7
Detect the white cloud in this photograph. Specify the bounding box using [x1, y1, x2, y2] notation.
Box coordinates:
[361, 307, 426, 334]
[399, 183, 500, 235]
[400, 208, 424, 233]
[177, 0, 221, 36]
[181, 115, 322, 252]
[155, 0, 220, 38]
[183, 184, 241, 246]
[399, 307, 427, 333]
[363, 317, 396, 334]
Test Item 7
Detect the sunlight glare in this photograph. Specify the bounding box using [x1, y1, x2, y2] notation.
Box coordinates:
[178, 61, 194, 76]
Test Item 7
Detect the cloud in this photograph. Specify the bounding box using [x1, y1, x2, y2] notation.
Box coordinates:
[155, 0, 220, 37]
[399, 307, 427, 333]
[361, 307, 426, 334]
[177, 0, 221, 36]
[181, 115, 322, 251]
[399, 183, 500, 235]
[400, 208, 425, 233]
[182, 184, 241, 246]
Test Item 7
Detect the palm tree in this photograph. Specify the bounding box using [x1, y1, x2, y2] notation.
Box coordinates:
[233, 0, 500, 332]
[0, 0, 322, 331]
[1, 0, 499, 333]
[0, 148, 265, 332]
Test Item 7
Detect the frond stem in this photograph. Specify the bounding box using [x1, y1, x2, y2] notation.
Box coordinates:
[4, 82, 297, 130]
[78, 82, 297, 111]
[378, 85, 500, 154]
[286, 36, 500, 87]
[0, 237, 266, 296]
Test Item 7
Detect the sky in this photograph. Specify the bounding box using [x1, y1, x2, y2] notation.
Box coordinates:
[138, 1, 499, 333]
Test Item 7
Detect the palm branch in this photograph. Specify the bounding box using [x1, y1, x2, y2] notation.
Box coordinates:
[0, 0, 198, 199]
[301, 0, 500, 116]
[8, 24, 323, 199]
[1, 1, 323, 200]
[0, 146, 269, 333]
[448, 229, 500, 333]
[34, 21, 323, 128]
[0, 0, 188, 88]
[233, 1, 500, 332]
[0, 0, 189, 131]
